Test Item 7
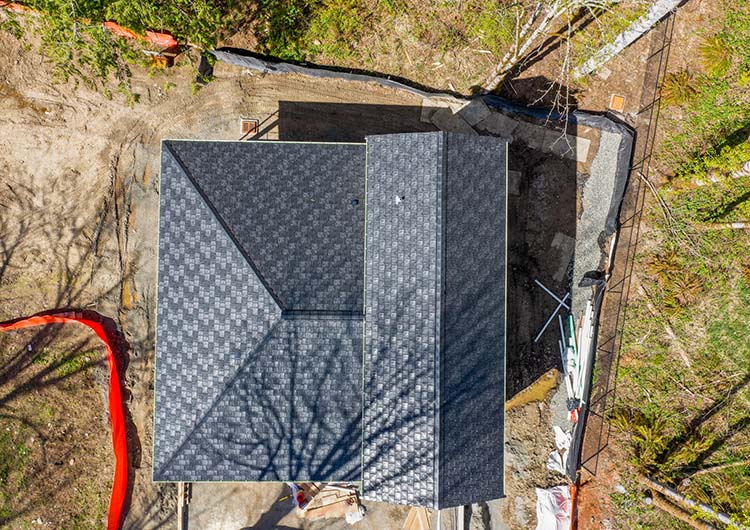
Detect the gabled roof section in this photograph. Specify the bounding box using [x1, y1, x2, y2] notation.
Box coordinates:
[362, 132, 506, 509]
[164, 140, 366, 314]
[363, 133, 444, 507]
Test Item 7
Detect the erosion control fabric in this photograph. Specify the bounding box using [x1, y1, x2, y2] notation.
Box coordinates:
[0, 312, 128, 530]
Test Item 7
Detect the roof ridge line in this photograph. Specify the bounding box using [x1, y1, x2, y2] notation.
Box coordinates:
[154, 319, 284, 479]
[162, 141, 286, 311]
[435, 130, 448, 509]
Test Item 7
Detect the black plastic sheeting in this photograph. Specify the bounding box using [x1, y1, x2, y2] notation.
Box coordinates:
[210, 47, 636, 483]
[212, 48, 633, 241]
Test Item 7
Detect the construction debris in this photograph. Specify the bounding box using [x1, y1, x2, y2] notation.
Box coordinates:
[403, 507, 432, 530]
[292, 483, 365, 524]
[534, 485, 572, 530]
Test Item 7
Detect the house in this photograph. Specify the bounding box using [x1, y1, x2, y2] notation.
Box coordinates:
[153, 131, 507, 509]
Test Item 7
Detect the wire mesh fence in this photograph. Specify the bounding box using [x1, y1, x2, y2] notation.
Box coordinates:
[578, 12, 676, 477]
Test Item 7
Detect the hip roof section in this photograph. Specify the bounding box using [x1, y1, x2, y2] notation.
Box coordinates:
[154, 132, 507, 509]
[165, 140, 366, 314]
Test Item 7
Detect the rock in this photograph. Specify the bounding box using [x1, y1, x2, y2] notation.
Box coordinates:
[541, 130, 591, 163]
[508, 170, 522, 196]
[513, 122, 546, 150]
[420, 98, 444, 123]
[475, 111, 518, 138]
[457, 98, 492, 126]
[430, 107, 478, 135]
[551, 232, 575, 282]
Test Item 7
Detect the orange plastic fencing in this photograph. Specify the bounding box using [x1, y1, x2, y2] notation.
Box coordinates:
[145, 30, 178, 48]
[0, 1, 30, 12]
[0, 312, 128, 530]
[103, 21, 140, 40]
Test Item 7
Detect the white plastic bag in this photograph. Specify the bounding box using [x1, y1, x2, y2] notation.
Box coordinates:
[535, 485, 571, 530]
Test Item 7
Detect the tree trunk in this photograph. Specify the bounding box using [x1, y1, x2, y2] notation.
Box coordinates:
[573, 0, 683, 78]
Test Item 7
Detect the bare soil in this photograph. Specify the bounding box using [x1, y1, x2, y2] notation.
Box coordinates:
[0, 1, 665, 525]
[0, 31, 478, 529]
[0, 327, 111, 529]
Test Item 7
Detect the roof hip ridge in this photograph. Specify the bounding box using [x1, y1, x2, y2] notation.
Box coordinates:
[162, 141, 286, 311]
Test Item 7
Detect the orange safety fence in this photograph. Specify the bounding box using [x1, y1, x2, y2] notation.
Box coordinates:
[0, 1, 30, 12]
[0, 312, 128, 530]
[103, 20, 140, 40]
[0, 3, 181, 48]
[145, 29, 178, 48]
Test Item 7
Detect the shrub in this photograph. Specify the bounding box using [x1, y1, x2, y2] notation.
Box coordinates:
[304, 0, 365, 59]
[699, 35, 732, 76]
[256, 0, 320, 61]
[661, 70, 699, 106]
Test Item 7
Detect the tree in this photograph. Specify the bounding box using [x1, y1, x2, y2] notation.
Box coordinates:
[482, 0, 622, 93]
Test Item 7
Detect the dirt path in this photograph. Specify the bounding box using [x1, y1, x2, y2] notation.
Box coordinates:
[0, 31, 444, 528]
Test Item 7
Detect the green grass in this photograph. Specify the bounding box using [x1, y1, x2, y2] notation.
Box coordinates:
[463, 3, 515, 56]
[616, 179, 750, 521]
[660, 0, 750, 175]
[304, 0, 365, 60]
[56, 351, 95, 377]
[0, 425, 30, 521]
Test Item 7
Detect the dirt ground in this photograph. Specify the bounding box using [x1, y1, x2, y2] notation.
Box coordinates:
[0, 2, 658, 525]
[0, 32, 446, 528]
[0, 34, 578, 528]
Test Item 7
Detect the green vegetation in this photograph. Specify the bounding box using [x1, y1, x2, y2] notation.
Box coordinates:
[0, 424, 30, 522]
[660, 70, 698, 106]
[615, 174, 750, 523]
[304, 0, 365, 60]
[464, 3, 515, 56]
[571, 2, 649, 69]
[699, 35, 732, 77]
[0, 0, 235, 100]
[615, 7, 750, 516]
[660, 0, 750, 175]
[57, 351, 94, 377]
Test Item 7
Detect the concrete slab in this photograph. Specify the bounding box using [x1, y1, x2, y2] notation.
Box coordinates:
[508, 170, 522, 196]
[475, 111, 518, 138]
[575, 136, 591, 163]
[420, 98, 447, 123]
[540, 130, 592, 163]
[430, 107, 478, 135]
[550, 232, 575, 282]
[188, 483, 411, 530]
[457, 98, 492, 126]
[512, 122, 545, 150]
[543, 129, 574, 158]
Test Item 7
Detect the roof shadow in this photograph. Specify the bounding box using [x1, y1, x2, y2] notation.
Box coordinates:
[275, 100, 577, 399]
[277, 101, 437, 143]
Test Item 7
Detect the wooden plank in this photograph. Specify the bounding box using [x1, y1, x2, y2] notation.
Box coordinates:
[403, 507, 431, 530]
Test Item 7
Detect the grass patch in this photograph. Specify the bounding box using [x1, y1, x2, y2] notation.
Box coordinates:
[659, 0, 750, 176]
[56, 351, 95, 377]
[0, 424, 30, 521]
[304, 0, 365, 60]
[616, 179, 750, 520]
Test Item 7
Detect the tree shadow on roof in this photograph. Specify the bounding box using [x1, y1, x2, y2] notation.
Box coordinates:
[276, 99, 579, 399]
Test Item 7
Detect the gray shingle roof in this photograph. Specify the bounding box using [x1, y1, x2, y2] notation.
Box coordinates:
[362, 133, 506, 507]
[155, 133, 506, 508]
[155, 144, 363, 482]
[165, 140, 366, 314]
